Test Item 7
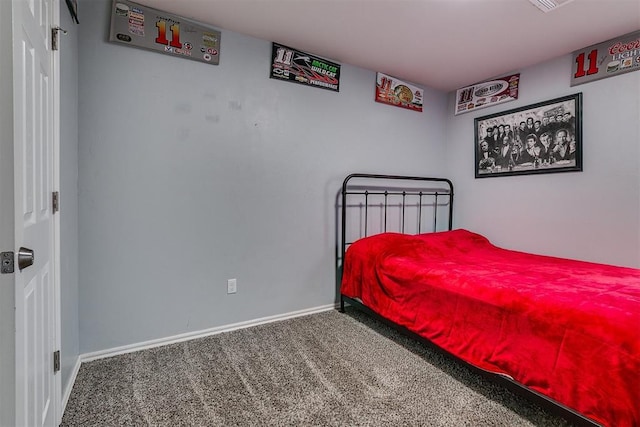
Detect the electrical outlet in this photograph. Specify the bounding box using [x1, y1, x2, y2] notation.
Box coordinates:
[227, 278, 237, 294]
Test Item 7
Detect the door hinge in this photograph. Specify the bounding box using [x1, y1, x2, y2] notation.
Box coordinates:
[53, 350, 60, 373]
[1, 252, 14, 274]
[52, 191, 59, 213]
[51, 27, 67, 51]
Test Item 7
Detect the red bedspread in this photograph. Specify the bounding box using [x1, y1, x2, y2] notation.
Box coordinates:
[341, 229, 640, 427]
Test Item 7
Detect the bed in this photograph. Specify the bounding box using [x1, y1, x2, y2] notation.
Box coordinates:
[337, 174, 640, 427]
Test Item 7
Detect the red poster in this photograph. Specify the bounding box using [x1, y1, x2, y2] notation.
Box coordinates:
[375, 73, 423, 112]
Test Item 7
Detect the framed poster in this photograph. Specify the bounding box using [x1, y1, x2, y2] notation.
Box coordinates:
[571, 30, 640, 86]
[270, 43, 340, 92]
[475, 93, 582, 179]
[455, 74, 519, 115]
[108, 0, 221, 66]
[375, 72, 423, 112]
[65, 0, 79, 24]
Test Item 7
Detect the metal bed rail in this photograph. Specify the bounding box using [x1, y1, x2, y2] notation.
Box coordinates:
[338, 173, 454, 273]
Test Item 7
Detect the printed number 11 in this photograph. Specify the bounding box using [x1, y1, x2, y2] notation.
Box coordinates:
[155, 20, 181, 48]
[574, 49, 599, 78]
[274, 48, 293, 65]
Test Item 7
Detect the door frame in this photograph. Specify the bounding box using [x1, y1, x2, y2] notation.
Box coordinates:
[52, 0, 63, 423]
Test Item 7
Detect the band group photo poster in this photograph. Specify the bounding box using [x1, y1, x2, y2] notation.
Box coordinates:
[475, 93, 582, 179]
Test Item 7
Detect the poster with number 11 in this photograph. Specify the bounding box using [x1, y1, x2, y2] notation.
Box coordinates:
[109, 0, 221, 66]
[570, 30, 639, 86]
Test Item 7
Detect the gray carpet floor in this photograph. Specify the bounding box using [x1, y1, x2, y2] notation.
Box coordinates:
[62, 308, 570, 426]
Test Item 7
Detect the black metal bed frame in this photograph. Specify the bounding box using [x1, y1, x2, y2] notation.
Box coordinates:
[336, 173, 599, 427]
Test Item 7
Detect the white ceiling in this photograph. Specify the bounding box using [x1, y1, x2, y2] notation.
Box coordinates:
[138, 0, 640, 92]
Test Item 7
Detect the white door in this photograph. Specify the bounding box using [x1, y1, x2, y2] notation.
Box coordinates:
[12, 0, 60, 425]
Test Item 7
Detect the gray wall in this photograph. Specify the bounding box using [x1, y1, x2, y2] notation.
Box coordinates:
[59, 1, 80, 395]
[77, 1, 640, 356]
[446, 55, 640, 267]
[0, 1, 16, 425]
[78, 0, 447, 353]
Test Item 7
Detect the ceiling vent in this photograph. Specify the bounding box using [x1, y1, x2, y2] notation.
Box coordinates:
[528, 0, 575, 13]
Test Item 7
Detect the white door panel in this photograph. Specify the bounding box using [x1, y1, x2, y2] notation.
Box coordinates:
[13, 0, 59, 425]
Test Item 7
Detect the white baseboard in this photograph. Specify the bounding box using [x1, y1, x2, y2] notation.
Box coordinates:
[80, 303, 337, 363]
[61, 356, 81, 414]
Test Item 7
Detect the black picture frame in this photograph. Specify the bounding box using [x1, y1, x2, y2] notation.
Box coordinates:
[475, 93, 582, 178]
[65, 0, 79, 24]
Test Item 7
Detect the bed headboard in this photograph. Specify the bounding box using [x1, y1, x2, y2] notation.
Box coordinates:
[337, 173, 454, 273]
